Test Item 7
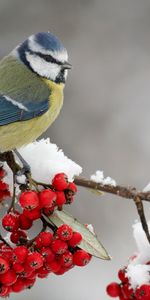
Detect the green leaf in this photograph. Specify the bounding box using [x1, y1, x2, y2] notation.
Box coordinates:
[48, 210, 110, 260]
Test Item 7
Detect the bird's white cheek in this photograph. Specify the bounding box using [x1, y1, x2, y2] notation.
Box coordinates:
[26, 52, 61, 80]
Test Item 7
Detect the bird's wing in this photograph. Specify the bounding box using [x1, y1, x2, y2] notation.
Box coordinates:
[0, 94, 49, 126]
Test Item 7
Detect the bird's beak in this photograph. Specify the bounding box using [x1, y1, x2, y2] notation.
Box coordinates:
[62, 62, 72, 70]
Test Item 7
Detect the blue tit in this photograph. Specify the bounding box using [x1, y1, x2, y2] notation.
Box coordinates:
[0, 32, 71, 152]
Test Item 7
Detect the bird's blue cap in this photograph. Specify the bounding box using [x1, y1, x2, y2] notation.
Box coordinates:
[34, 32, 65, 52]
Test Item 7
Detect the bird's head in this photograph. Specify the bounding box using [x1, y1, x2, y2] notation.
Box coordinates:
[13, 32, 71, 84]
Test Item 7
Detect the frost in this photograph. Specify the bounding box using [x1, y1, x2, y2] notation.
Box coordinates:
[90, 170, 116, 186]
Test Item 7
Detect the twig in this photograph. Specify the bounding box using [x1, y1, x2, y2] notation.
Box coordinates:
[74, 177, 150, 202]
[133, 196, 150, 242]
[74, 176, 150, 243]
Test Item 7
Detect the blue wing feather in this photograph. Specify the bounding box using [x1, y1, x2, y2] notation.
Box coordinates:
[0, 94, 49, 126]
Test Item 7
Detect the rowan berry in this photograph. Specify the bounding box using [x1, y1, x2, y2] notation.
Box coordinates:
[19, 214, 33, 230]
[13, 246, 28, 263]
[27, 252, 44, 270]
[0, 285, 10, 297]
[135, 284, 150, 300]
[57, 224, 73, 241]
[23, 208, 41, 220]
[0, 257, 9, 274]
[13, 262, 24, 274]
[106, 282, 121, 297]
[55, 191, 66, 206]
[59, 251, 73, 267]
[66, 182, 77, 194]
[12, 278, 25, 292]
[38, 231, 53, 247]
[118, 268, 128, 283]
[0, 269, 17, 286]
[10, 230, 27, 244]
[39, 189, 56, 208]
[40, 247, 55, 263]
[68, 232, 82, 247]
[73, 250, 91, 266]
[2, 213, 19, 232]
[48, 260, 61, 273]
[19, 190, 39, 210]
[52, 173, 69, 191]
[51, 239, 68, 255]
[0, 181, 8, 191]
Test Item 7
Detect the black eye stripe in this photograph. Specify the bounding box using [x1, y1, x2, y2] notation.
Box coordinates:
[29, 50, 63, 65]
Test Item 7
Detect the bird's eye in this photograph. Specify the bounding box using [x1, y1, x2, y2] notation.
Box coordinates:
[36, 52, 60, 64]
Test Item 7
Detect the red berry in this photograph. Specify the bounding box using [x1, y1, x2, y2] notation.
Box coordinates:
[0, 269, 17, 286]
[55, 191, 66, 206]
[34, 236, 43, 249]
[10, 230, 27, 244]
[24, 278, 36, 288]
[27, 252, 44, 270]
[13, 246, 28, 263]
[19, 190, 39, 210]
[57, 224, 73, 241]
[19, 214, 33, 230]
[48, 260, 61, 273]
[13, 262, 24, 274]
[0, 189, 10, 201]
[59, 251, 73, 267]
[106, 282, 121, 297]
[52, 173, 69, 191]
[135, 285, 150, 299]
[38, 231, 53, 247]
[68, 232, 82, 247]
[121, 283, 133, 298]
[73, 250, 91, 266]
[0, 181, 9, 191]
[37, 266, 49, 278]
[12, 278, 25, 292]
[54, 266, 66, 275]
[40, 247, 55, 263]
[51, 239, 68, 255]
[0, 285, 10, 297]
[0, 257, 9, 274]
[39, 189, 56, 208]
[2, 213, 19, 232]
[21, 264, 33, 278]
[43, 206, 55, 216]
[0, 246, 13, 262]
[118, 268, 128, 283]
[23, 208, 41, 220]
[66, 182, 77, 194]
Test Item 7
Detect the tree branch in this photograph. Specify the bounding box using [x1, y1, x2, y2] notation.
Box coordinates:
[74, 176, 150, 243]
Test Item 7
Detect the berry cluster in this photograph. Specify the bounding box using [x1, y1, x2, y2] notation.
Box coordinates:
[0, 172, 91, 297]
[106, 266, 150, 299]
[0, 166, 10, 201]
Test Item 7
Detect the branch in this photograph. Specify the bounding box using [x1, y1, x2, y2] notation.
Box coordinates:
[74, 176, 150, 243]
[74, 177, 150, 202]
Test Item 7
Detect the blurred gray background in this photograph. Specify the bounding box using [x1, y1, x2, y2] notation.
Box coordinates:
[1, 0, 150, 299]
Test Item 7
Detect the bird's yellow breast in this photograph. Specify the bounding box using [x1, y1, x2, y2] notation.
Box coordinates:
[0, 80, 64, 151]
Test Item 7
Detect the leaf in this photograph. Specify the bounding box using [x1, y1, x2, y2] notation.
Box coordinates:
[48, 210, 110, 260]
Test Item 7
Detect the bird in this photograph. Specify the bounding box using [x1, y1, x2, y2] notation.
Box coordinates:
[0, 31, 71, 154]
